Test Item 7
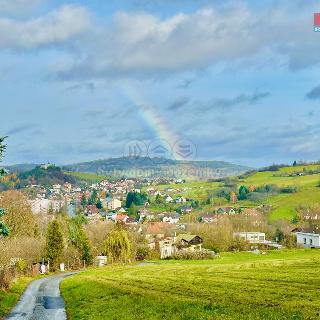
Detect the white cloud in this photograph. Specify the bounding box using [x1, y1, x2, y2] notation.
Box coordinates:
[58, 2, 320, 80]
[0, 5, 91, 49]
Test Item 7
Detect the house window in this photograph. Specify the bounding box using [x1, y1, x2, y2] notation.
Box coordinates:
[303, 238, 307, 244]
[310, 239, 313, 245]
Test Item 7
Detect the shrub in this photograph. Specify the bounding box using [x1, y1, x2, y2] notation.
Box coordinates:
[0, 267, 16, 290]
[169, 250, 215, 260]
[280, 186, 297, 193]
[15, 259, 28, 273]
[103, 230, 132, 263]
[136, 246, 150, 261]
[247, 192, 268, 203]
[255, 184, 279, 194]
[145, 249, 160, 260]
[229, 237, 250, 252]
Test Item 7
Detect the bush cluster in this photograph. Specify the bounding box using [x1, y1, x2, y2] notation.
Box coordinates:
[168, 250, 215, 260]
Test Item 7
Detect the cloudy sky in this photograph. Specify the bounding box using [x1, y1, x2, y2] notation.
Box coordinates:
[1, 0, 320, 167]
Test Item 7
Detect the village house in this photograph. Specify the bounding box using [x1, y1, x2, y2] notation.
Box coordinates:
[144, 222, 172, 247]
[139, 210, 155, 222]
[85, 205, 100, 218]
[175, 196, 186, 204]
[63, 182, 72, 193]
[233, 232, 266, 243]
[162, 213, 180, 224]
[201, 214, 218, 223]
[29, 198, 49, 214]
[40, 163, 54, 170]
[158, 238, 176, 259]
[29, 198, 64, 214]
[125, 217, 138, 225]
[293, 228, 320, 248]
[175, 234, 203, 252]
[179, 205, 192, 213]
[217, 207, 236, 215]
[165, 195, 174, 203]
[234, 231, 282, 249]
[105, 198, 122, 210]
[52, 184, 62, 194]
[113, 213, 129, 223]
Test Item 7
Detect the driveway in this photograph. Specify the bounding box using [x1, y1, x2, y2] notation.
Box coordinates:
[5, 272, 76, 320]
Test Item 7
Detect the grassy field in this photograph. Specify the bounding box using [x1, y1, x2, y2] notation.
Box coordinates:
[146, 164, 320, 222]
[0, 276, 33, 318]
[61, 250, 320, 320]
[65, 171, 111, 183]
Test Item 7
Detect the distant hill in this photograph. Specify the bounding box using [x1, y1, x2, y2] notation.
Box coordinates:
[4, 163, 38, 173]
[63, 157, 252, 179]
[0, 165, 76, 190]
[20, 165, 76, 186]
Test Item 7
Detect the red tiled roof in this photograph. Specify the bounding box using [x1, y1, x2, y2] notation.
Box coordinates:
[146, 222, 170, 234]
[115, 214, 129, 221]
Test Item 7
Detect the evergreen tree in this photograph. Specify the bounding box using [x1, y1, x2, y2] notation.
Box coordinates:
[127, 204, 138, 220]
[69, 219, 92, 264]
[80, 194, 87, 207]
[45, 220, 64, 270]
[88, 190, 98, 205]
[96, 199, 103, 209]
[125, 192, 135, 208]
[125, 191, 148, 208]
[238, 185, 249, 200]
[0, 137, 9, 237]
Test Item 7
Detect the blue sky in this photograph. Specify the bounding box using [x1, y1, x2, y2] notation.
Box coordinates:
[1, 0, 320, 167]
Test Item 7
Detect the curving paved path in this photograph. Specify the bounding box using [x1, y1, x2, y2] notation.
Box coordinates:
[5, 272, 77, 320]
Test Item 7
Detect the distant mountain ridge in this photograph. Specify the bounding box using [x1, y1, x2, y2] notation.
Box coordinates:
[4, 157, 252, 180]
[4, 163, 39, 173]
[62, 156, 252, 179]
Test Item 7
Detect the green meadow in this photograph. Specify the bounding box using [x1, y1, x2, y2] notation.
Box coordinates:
[61, 250, 320, 320]
[148, 164, 320, 222]
[65, 171, 111, 183]
[0, 277, 33, 318]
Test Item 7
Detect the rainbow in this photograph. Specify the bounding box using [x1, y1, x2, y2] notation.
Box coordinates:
[120, 84, 185, 159]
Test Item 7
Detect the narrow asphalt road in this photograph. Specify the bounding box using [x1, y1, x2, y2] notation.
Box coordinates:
[5, 272, 77, 320]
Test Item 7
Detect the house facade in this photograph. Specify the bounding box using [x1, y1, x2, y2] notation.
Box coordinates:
[158, 238, 176, 259]
[233, 232, 265, 243]
[295, 230, 320, 248]
[105, 198, 122, 210]
[29, 199, 64, 214]
[175, 234, 203, 252]
[162, 213, 180, 224]
[217, 207, 236, 215]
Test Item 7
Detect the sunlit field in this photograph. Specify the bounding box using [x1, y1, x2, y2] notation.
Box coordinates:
[61, 250, 320, 320]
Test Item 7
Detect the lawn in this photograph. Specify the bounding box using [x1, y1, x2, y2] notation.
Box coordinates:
[61, 250, 320, 320]
[0, 276, 33, 318]
[65, 171, 111, 183]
